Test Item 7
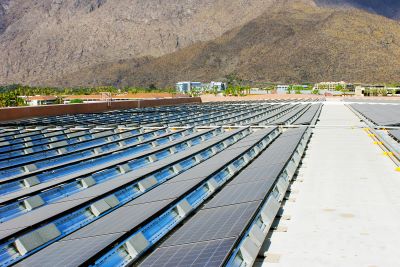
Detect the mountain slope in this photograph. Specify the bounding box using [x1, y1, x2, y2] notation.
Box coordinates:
[316, 0, 400, 19]
[0, 0, 277, 85]
[54, 2, 400, 87]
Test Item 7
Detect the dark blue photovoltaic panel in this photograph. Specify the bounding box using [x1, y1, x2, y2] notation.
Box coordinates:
[352, 104, 400, 126]
[203, 180, 272, 209]
[140, 238, 236, 267]
[294, 104, 321, 125]
[162, 202, 259, 247]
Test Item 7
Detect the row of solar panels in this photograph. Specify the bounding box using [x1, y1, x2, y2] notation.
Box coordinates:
[350, 103, 400, 144]
[0, 101, 322, 267]
[0, 104, 320, 218]
[351, 104, 400, 126]
[0, 105, 278, 147]
[0, 104, 321, 189]
[1, 99, 322, 127]
[0, 103, 319, 150]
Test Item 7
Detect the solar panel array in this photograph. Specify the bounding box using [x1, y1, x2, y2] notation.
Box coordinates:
[140, 128, 308, 267]
[351, 104, 400, 126]
[350, 103, 400, 149]
[0, 99, 322, 267]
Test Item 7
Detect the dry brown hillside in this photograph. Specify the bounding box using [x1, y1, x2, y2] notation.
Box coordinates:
[54, 2, 400, 87]
[0, 0, 278, 85]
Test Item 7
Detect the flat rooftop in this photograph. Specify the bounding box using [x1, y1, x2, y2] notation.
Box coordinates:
[0, 98, 398, 267]
[256, 103, 400, 266]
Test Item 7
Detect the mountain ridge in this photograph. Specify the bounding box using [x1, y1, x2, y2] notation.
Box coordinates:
[1, 0, 400, 87]
[52, 2, 400, 87]
[0, 0, 278, 85]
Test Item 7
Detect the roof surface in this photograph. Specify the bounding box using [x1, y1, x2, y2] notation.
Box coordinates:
[0, 98, 398, 267]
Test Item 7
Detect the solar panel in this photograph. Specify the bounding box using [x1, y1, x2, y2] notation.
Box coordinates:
[229, 162, 286, 185]
[352, 104, 400, 126]
[277, 105, 310, 123]
[204, 180, 273, 209]
[64, 199, 172, 241]
[139, 237, 236, 267]
[162, 202, 259, 247]
[294, 104, 321, 125]
[16, 233, 122, 267]
[132, 178, 204, 205]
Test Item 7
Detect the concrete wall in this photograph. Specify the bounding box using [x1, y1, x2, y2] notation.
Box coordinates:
[0, 97, 201, 122]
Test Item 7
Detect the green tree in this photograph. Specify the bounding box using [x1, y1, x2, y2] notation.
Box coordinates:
[70, 99, 84, 104]
[335, 84, 344, 91]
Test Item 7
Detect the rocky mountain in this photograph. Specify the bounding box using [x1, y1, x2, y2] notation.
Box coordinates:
[53, 1, 400, 87]
[0, 0, 278, 85]
[1, 0, 400, 87]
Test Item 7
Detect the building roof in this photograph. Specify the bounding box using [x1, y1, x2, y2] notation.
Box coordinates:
[63, 95, 103, 100]
[23, 96, 58, 101]
[63, 93, 187, 101]
[0, 99, 399, 267]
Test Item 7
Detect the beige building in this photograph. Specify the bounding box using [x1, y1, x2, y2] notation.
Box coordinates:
[314, 81, 348, 90]
[63, 93, 185, 104]
[19, 96, 58, 106]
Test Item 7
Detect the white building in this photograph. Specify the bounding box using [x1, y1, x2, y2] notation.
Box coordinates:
[276, 85, 289, 94]
[314, 81, 348, 91]
[19, 96, 58, 106]
[176, 81, 227, 93]
[176, 82, 203, 94]
[203, 81, 227, 92]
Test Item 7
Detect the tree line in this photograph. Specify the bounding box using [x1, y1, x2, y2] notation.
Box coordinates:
[0, 84, 176, 107]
